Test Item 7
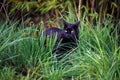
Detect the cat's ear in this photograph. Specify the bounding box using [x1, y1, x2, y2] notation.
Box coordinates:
[75, 21, 80, 26]
[73, 21, 80, 28]
[62, 19, 68, 29]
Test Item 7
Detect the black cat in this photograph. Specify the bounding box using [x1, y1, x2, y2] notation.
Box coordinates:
[45, 20, 80, 56]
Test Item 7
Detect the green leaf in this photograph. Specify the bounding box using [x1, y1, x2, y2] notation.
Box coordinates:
[111, 2, 118, 8]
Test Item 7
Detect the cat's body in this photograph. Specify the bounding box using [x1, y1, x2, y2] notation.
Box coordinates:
[45, 27, 63, 42]
[45, 20, 80, 55]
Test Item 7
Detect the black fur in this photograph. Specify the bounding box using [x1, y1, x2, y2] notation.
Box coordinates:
[45, 20, 80, 56]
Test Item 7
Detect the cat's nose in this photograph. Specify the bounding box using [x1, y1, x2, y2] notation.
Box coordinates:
[67, 35, 71, 38]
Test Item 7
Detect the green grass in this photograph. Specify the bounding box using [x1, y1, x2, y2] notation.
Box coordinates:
[0, 19, 120, 80]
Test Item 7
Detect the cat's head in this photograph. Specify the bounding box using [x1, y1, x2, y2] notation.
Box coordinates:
[62, 19, 80, 40]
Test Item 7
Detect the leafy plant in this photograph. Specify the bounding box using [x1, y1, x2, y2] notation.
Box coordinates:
[0, 6, 120, 80]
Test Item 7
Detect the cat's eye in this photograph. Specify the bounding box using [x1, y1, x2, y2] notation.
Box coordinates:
[71, 30, 74, 33]
[65, 30, 67, 33]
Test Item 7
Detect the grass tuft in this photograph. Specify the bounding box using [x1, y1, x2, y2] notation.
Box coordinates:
[0, 19, 120, 80]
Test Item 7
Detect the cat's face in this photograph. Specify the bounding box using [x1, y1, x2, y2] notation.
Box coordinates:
[62, 20, 80, 39]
